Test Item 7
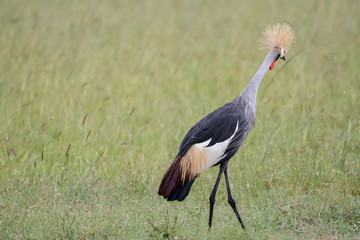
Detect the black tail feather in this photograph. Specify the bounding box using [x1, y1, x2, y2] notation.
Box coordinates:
[158, 155, 197, 201]
[167, 177, 196, 201]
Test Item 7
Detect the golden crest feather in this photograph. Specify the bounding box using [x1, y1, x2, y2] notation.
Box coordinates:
[261, 23, 295, 52]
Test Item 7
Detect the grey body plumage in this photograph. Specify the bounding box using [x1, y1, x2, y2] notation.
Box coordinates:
[179, 50, 277, 166]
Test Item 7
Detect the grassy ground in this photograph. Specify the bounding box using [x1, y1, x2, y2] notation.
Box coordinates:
[0, 0, 359, 239]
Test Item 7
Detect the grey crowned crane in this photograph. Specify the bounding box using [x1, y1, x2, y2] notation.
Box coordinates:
[158, 23, 295, 229]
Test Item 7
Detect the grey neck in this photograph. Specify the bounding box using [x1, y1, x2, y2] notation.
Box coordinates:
[241, 49, 278, 97]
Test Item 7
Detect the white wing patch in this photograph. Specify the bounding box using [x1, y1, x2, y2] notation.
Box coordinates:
[193, 121, 239, 171]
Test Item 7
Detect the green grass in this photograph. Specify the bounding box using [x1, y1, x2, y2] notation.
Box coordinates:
[0, 0, 359, 239]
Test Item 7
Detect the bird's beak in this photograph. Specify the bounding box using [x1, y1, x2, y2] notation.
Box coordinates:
[280, 55, 286, 61]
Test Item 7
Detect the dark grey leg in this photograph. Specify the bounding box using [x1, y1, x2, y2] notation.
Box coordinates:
[224, 166, 246, 230]
[208, 163, 227, 229]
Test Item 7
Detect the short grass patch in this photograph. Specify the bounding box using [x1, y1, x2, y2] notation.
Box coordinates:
[0, 0, 359, 239]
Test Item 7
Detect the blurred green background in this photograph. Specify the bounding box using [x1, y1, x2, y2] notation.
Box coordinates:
[0, 0, 359, 239]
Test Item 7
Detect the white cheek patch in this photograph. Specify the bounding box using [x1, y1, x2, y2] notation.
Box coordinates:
[280, 48, 285, 58]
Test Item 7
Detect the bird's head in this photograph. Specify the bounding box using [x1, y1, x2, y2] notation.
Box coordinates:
[261, 23, 295, 70]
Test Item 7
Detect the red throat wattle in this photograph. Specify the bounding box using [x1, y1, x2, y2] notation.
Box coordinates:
[269, 61, 276, 70]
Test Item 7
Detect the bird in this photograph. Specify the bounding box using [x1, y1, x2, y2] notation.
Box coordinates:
[158, 23, 295, 230]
